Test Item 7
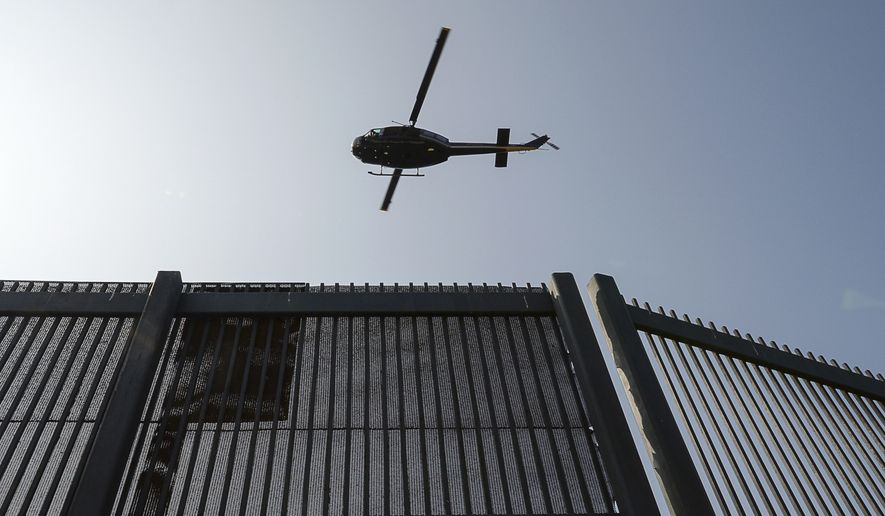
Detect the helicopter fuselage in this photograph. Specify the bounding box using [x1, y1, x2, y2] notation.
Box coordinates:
[352, 125, 543, 170]
[352, 126, 451, 169]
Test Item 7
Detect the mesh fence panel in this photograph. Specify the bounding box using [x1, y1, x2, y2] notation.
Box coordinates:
[107, 285, 615, 515]
[0, 281, 143, 515]
[0, 281, 617, 514]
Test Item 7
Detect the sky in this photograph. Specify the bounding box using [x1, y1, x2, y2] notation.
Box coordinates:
[1, 1, 884, 373]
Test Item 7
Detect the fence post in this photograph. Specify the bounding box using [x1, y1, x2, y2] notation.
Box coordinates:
[549, 273, 660, 515]
[66, 271, 182, 516]
[589, 273, 714, 515]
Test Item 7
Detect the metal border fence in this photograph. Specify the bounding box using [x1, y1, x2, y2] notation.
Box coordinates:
[0, 272, 659, 515]
[6, 270, 879, 515]
[590, 273, 885, 516]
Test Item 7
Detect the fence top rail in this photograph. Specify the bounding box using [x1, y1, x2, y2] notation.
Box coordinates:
[626, 302, 885, 402]
[0, 288, 556, 317]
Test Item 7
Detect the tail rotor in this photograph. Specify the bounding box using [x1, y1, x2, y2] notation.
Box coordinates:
[531, 132, 560, 150]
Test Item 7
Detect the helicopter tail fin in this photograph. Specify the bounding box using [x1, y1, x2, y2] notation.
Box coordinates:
[525, 133, 549, 149]
[495, 128, 510, 167]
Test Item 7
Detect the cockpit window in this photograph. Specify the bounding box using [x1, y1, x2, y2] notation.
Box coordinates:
[368, 128, 383, 137]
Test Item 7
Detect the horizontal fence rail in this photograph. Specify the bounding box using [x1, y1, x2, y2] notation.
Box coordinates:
[0, 289, 555, 317]
[0, 275, 643, 516]
[627, 305, 885, 402]
[591, 273, 885, 516]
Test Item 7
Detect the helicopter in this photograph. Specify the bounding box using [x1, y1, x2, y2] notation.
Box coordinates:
[352, 27, 558, 211]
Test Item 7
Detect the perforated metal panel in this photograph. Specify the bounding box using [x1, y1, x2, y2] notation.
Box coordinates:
[109, 284, 615, 515]
[0, 281, 147, 515]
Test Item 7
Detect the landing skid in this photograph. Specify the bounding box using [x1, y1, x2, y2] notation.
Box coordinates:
[368, 170, 425, 177]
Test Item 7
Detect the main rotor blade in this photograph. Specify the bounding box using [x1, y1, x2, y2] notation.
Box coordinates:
[380, 169, 403, 211]
[409, 27, 450, 126]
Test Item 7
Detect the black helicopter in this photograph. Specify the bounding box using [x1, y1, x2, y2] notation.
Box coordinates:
[352, 27, 558, 211]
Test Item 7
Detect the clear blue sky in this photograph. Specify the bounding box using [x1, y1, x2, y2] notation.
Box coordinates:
[1, 2, 883, 370]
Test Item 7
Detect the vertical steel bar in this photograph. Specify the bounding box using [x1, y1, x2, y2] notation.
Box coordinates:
[471, 311, 512, 514]
[809, 376, 885, 507]
[532, 315, 593, 513]
[218, 318, 262, 512]
[380, 315, 391, 515]
[151, 319, 208, 514]
[281, 316, 308, 516]
[342, 313, 354, 516]
[502, 313, 553, 513]
[113, 317, 183, 516]
[513, 315, 572, 513]
[543, 313, 615, 513]
[0, 316, 57, 415]
[18, 318, 97, 512]
[672, 324, 776, 514]
[791, 372, 883, 511]
[131, 318, 195, 515]
[66, 271, 181, 516]
[488, 315, 532, 513]
[740, 346, 839, 514]
[713, 347, 794, 512]
[174, 318, 228, 516]
[642, 330, 736, 513]
[664, 324, 748, 513]
[0, 315, 31, 377]
[321, 313, 340, 516]
[41, 317, 128, 516]
[239, 319, 275, 515]
[722, 331, 826, 514]
[298, 317, 324, 516]
[408, 286, 432, 516]
[766, 364, 863, 514]
[0, 283, 48, 378]
[0, 316, 14, 359]
[362, 315, 371, 516]
[0, 316, 81, 514]
[195, 318, 245, 514]
[830, 375, 885, 456]
[664, 331, 761, 514]
[440, 315, 473, 514]
[394, 314, 412, 515]
[0, 315, 68, 476]
[259, 318, 292, 515]
[817, 366, 885, 460]
[425, 315, 453, 515]
[852, 374, 885, 430]
[753, 357, 850, 514]
[778, 364, 863, 511]
[586, 273, 709, 515]
[453, 314, 492, 513]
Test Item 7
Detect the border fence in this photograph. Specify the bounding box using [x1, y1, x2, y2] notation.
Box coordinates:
[590, 273, 884, 516]
[0, 271, 881, 515]
[0, 272, 659, 516]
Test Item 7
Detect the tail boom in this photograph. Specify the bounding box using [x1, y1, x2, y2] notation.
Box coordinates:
[446, 130, 551, 165]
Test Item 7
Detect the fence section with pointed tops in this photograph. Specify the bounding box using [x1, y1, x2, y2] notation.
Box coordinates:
[590, 273, 884, 516]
